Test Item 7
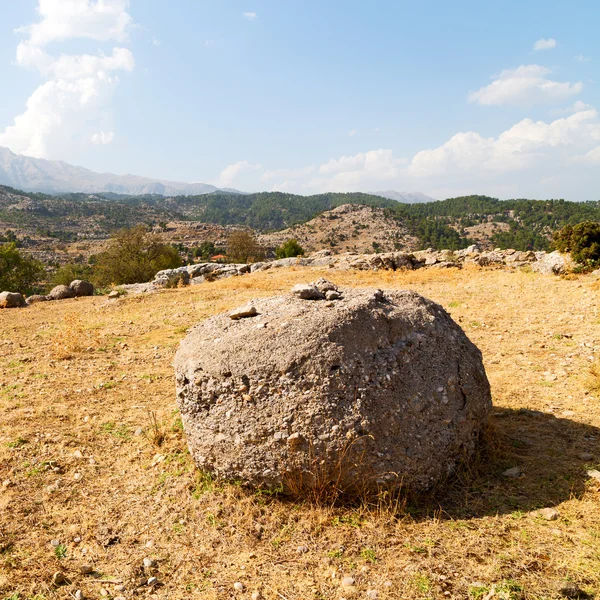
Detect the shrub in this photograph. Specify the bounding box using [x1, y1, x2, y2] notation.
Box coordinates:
[226, 231, 266, 263]
[93, 225, 182, 286]
[553, 221, 600, 267]
[275, 238, 305, 259]
[0, 243, 45, 294]
[51, 263, 94, 287]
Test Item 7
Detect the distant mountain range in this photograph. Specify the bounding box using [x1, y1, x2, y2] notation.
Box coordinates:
[372, 190, 437, 203]
[0, 147, 437, 202]
[0, 146, 238, 196]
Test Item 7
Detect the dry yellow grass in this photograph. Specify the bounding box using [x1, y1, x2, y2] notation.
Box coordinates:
[1, 266, 599, 599]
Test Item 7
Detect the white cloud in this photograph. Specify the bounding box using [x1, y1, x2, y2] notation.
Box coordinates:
[468, 65, 582, 106]
[219, 160, 260, 187]
[0, 0, 133, 159]
[409, 109, 600, 176]
[91, 130, 114, 145]
[348, 129, 357, 137]
[550, 100, 592, 116]
[152, 37, 161, 46]
[575, 54, 591, 62]
[243, 12, 257, 21]
[533, 38, 556, 51]
[256, 109, 600, 199]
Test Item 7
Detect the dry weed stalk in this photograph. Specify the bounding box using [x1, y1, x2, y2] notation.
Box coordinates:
[147, 410, 166, 447]
[50, 313, 99, 359]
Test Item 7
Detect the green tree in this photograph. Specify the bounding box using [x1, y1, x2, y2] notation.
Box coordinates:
[94, 225, 182, 286]
[195, 241, 217, 260]
[275, 238, 305, 259]
[226, 231, 266, 263]
[51, 263, 95, 287]
[0, 243, 45, 294]
[553, 221, 600, 266]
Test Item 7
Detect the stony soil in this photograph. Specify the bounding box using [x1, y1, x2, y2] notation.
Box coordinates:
[1, 266, 599, 599]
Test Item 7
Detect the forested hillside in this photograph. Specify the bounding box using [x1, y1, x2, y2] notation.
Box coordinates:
[1, 186, 600, 252]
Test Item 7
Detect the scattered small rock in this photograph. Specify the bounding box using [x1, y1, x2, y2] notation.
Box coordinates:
[296, 545, 309, 554]
[341, 577, 356, 587]
[291, 283, 323, 300]
[383, 580, 393, 588]
[539, 507, 560, 521]
[230, 304, 258, 320]
[100, 588, 109, 596]
[79, 565, 94, 574]
[2, 479, 12, 488]
[234, 582, 245, 592]
[325, 290, 341, 301]
[108, 290, 120, 299]
[50, 539, 60, 547]
[51, 571, 66, 586]
[143, 557, 156, 568]
[502, 466, 521, 478]
[587, 469, 600, 482]
[251, 592, 262, 600]
[578, 453, 593, 461]
[366, 591, 379, 599]
[74, 591, 84, 600]
[115, 585, 126, 592]
[74, 472, 82, 481]
[147, 577, 158, 586]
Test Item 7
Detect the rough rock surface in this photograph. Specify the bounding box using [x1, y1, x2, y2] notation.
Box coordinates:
[174, 281, 492, 493]
[48, 285, 76, 300]
[69, 280, 94, 297]
[0, 291, 26, 308]
[26, 294, 50, 304]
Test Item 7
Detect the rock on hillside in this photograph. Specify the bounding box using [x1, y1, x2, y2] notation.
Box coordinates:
[174, 281, 492, 494]
[259, 204, 419, 254]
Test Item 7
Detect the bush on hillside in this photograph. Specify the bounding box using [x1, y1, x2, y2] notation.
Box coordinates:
[0, 243, 45, 294]
[275, 238, 305, 259]
[51, 263, 95, 287]
[226, 231, 266, 263]
[553, 221, 600, 267]
[93, 225, 182, 286]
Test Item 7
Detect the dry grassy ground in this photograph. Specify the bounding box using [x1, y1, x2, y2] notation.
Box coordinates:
[1, 267, 599, 600]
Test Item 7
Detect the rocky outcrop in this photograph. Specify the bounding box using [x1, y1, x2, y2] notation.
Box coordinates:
[48, 285, 76, 300]
[174, 281, 492, 495]
[530, 250, 573, 275]
[0, 292, 26, 308]
[69, 280, 94, 297]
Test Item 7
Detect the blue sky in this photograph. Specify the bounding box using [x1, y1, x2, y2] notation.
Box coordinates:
[0, 0, 599, 200]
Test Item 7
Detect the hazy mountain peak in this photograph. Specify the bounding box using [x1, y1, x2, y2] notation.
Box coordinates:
[373, 190, 437, 203]
[0, 146, 221, 196]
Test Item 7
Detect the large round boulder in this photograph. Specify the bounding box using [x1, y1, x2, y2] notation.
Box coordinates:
[174, 282, 492, 494]
[48, 285, 76, 300]
[70, 280, 94, 297]
[0, 291, 26, 308]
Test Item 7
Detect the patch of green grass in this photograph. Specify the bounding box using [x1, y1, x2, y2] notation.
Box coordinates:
[100, 421, 130, 439]
[54, 544, 67, 559]
[331, 514, 363, 528]
[360, 548, 377, 563]
[191, 472, 217, 498]
[412, 572, 433, 594]
[469, 584, 489, 599]
[7, 437, 28, 448]
[448, 300, 461, 308]
[328, 549, 343, 559]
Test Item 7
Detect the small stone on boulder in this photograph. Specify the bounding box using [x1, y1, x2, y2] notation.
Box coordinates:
[229, 304, 258, 320]
[291, 283, 324, 300]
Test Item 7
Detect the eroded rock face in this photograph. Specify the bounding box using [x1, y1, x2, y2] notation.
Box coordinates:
[174, 282, 492, 494]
